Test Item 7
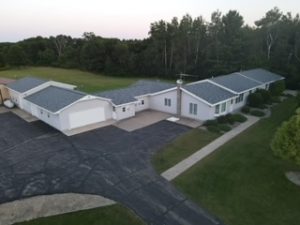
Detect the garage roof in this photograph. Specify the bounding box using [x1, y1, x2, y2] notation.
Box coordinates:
[7, 77, 48, 93]
[25, 86, 85, 113]
[184, 81, 237, 105]
[239, 68, 284, 83]
[95, 80, 175, 105]
[210, 73, 261, 93]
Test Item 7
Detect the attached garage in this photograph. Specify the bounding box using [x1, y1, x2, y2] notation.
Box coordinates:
[24, 86, 112, 131]
[59, 97, 112, 130]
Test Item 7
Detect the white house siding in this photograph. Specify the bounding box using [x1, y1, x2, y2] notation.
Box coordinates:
[22, 99, 33, 114]
[214, 99, 235, 117]
[181, 92, 215, 121]
[113, 103, 135, 120]
[149, 90, 177, 114]
[135, 96, 149, 112]
[36, 108, 61, 130]
[59, 98, 113, 131]
[22, 100, 61, 130]
[8, 89, 21, 107]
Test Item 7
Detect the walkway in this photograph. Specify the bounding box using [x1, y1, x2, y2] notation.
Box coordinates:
[161, 115, 260, 181]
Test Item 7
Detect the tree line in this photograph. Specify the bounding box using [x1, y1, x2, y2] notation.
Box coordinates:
[0, 7, 299, 89]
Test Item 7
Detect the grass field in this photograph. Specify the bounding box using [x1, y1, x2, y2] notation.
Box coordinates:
[0, 67, 137, 93]
[174, 98, 300, 225]
[16, 204, 145, 225]
[153, 129, 219, 173]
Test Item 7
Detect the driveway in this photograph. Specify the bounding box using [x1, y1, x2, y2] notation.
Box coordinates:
[0, 112, 222, 225]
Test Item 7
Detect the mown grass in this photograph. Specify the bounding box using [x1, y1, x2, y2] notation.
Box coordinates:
[0, 67, 137, 93]
[15, 204, 145, 225]
[153, 129, 220, 173]
[174, 98, 300, 225]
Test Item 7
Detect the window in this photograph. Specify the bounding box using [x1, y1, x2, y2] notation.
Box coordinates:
[235, 93, 244, 103]
[231, 99, 234, 104]
[164, 98, 171, 107]
[47, 113, 50, 118]
[141, 100, 144, 105]
[122, 107, 126, 112]
[215, 104, 220, 114]
[113, 106, 116, 112]
[40, 109, 43, 114]
[189, 103, 197, 115]
[221, 102, 226, 112]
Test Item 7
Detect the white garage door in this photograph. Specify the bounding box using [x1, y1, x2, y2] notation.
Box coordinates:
[68, 107, 105, 129]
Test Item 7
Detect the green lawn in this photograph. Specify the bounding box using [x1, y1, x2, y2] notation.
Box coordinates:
[16, 204, 145, 225]
[174, 98, 300, 225]
[153, 129, 220, 173]
[0, 67, 137, 93]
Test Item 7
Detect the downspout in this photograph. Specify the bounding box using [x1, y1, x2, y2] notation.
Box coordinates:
[176, 79, 183, 117]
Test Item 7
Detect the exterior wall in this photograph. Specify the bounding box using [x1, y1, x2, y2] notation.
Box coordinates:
[149, 90, 177, 114]
[0, 85, 10, 103]
[113, 103, 135, 120]
[135, 96, 150, 112]
[22, 100, 61, 130]
[8, 89, 22, 107]
[214, 99, 234, 117]
[59, 98, 113, 130]
[181, 92, 215, 121]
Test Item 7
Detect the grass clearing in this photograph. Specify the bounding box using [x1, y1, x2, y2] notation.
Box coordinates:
[15, 204, 145, 225]
[153, 129, 220, 173]
[0, 67, 137, 93]
[174, 98, 300, 225]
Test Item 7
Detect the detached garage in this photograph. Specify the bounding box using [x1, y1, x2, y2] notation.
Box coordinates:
[24, 86, 112, 131]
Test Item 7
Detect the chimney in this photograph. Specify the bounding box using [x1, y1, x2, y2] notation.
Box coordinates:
[176, 79, 183, 117]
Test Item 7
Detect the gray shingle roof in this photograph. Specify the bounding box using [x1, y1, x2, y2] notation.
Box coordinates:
[25, 86, 86, 113]
[184, 81, 237, 105]
[239, 68, 284, 83]
[7, 77, 48, 93]
[95, 80, 176, 105]
[210, 73, 261, 93]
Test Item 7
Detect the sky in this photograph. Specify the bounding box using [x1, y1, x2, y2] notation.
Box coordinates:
[0, 0, 299, 42]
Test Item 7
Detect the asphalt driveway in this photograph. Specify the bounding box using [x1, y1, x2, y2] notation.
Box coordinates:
[0, 112, 222, 225]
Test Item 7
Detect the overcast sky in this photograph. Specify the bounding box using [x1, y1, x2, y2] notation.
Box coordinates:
[0, 0, 299, 42]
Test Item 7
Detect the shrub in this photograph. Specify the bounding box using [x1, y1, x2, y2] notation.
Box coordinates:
[206, 125, 221, 133]
[271, 110, 300, 165]
[271, 96, 281, 103]
[250, 110, 265, 117]
[232, 114, 247, 123]
[217, 115, 228, 124]
[241, 106, 250, 114]
[217, 124, 232, 132]
[256, 89, 272, 103]
[297, 92, 300, 106]
[248, 92, 264, 107]
[204, 119, 218, 126]
[216, 114, 235, 124]
[269, 80, 285, 96]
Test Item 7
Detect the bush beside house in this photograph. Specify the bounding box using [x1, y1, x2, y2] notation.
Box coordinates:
[271, 108, 300, 165]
